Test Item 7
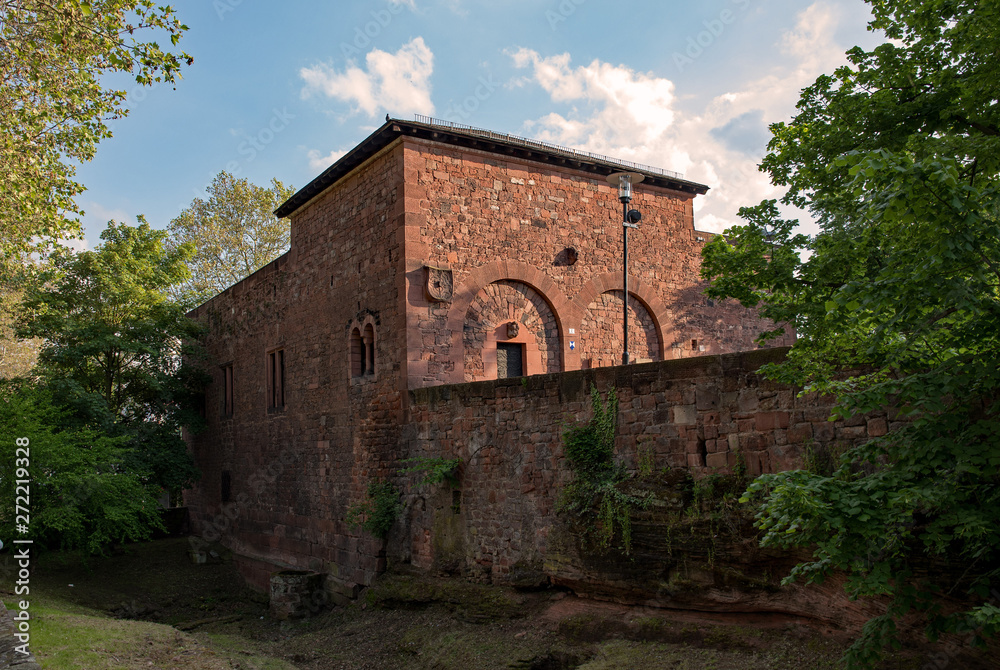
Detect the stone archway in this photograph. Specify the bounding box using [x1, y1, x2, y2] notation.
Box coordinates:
[463, 280, 560, 381]
[579, 290, 661, 368]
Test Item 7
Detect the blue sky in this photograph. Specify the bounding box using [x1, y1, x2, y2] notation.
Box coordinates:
[74, 0, 886, 248]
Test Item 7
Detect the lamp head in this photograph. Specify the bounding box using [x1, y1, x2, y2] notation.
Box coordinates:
[606, 171, 645, 204]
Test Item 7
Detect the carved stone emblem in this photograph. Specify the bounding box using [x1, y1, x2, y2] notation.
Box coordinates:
[506, 321, 519, 339]
[425, 266, 454, 302]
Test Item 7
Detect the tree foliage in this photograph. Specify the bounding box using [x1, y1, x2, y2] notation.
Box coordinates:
[0, 0, 191, 263]
[167, 172, 294, 304]
[18, 218, 207, 495]
[0, 381, 165, 553]
[701, 1, 1000, 665]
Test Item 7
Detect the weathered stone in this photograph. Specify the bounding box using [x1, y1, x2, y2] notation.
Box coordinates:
[673, 404, 697, 425]
[695, 386, 719, 411]
[786, 423, 813, 444]
[706, 452, 729, 469]
[867, 417, 888, 437]
[270, 570, 324, 620]
[755, 411, 789, 431]
[0, 601, 42, 669]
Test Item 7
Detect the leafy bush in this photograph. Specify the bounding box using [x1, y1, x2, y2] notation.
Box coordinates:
[0, 381, 165, 553]
[563, 386, 617, 473]
[399, 456, 461, 488]
[558, 386, 651, 553]
[346, 480, 401, 539]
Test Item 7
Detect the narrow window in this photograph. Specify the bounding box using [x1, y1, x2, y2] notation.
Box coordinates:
[221, 470, 231, 504]
[267, 349, 285, 410]
[350, 328, 365, 378]
[222, 363, 234, 417]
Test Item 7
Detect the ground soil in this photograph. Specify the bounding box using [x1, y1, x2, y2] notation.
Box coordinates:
[0, 538, 992, 669]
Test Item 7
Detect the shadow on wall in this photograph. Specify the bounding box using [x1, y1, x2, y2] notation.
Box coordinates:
[662, 282, 793, 357]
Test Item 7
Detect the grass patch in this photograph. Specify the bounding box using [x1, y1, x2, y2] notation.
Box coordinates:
[5, 592, 233, 670]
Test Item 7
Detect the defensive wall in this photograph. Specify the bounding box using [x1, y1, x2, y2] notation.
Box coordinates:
[207, 346, 898, 629]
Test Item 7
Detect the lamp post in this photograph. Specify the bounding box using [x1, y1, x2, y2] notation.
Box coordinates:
[606, 171, 644, 365]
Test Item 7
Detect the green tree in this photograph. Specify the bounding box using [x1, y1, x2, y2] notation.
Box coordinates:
[700, 1, 1000, 665]
[19, 218, 207, 496]
[0, 381, 164, 553]
[168, 172, 294, 304]
[0, 0, 191, 264]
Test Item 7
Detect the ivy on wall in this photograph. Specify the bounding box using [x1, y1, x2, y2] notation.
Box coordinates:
[558, 385, 653, 554]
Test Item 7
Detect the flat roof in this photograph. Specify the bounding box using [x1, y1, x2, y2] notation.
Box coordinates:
[274, 116, 709, 219]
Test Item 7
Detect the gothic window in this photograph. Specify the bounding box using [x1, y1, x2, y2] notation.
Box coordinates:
[351, 323, 376, 379]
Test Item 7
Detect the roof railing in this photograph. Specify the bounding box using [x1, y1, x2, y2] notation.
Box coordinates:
[411, 114, 684, 180]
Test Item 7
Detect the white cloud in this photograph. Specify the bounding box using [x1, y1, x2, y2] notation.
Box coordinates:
[60, 236, 90, 253]
[307, 148, 349, 171]
[509, 2, 860, 235]
[83, 201, 131, 225]
[78, 200, 134, 250]
[300, 37, 435, 118]
[439, 0, 467, 16]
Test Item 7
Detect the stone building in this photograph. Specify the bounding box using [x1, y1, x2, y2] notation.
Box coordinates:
[184, 117, 794, 594]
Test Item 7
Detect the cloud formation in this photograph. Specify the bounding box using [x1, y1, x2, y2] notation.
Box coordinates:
[300, 37, 435, 118]
[509, 2, 856, 234]
[306, 148, 349, 171]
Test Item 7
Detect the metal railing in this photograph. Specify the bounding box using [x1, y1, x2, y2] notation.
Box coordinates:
[412, 114, 684, 180]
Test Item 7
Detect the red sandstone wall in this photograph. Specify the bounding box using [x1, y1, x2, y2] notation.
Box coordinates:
[401, 348, 894, 584]
[400, 138, 791, 389]
[185, 142, 407, 590]
[184, 135, 798, 596]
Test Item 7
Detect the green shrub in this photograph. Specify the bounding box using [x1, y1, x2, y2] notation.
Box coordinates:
[399, 456, 461, 488]
[0, 381, 165, 554]
[346, 480, 401, 539]
[558, 386, 651, 553]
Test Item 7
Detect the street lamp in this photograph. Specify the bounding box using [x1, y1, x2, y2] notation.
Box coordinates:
[606, 171, 644, 365]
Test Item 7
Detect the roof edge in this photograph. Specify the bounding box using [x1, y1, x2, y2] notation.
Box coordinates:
[274, 118, 709, 219]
